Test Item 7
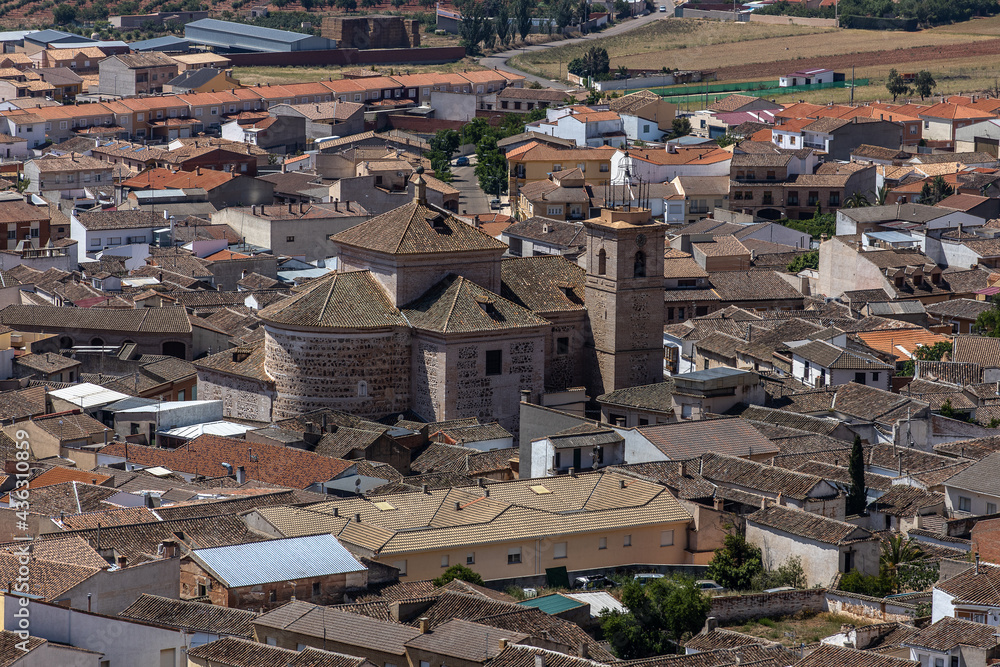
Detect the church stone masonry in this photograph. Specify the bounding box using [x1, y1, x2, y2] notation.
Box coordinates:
[195, 170, 666, 433]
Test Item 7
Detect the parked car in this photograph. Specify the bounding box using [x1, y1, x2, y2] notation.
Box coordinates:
[696, 579, 725, 594]
[490, 198, 502, 209]
[574, 575, 616, 590]
[455, 156, 469, 166]
[634, 573, 665, 585]
[660, 4, 667, 10]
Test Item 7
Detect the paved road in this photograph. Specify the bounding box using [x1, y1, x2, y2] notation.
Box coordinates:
[452, 164, 492, 216]
[480, 11, 671, 90]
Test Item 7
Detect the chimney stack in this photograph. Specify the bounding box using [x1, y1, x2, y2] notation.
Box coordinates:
[236, 466, 246, 484]
[419, 617, 430, 634]
[535, 655, 545, 667]
[354, 513, 361, 523]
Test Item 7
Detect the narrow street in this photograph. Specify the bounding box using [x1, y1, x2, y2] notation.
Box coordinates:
[452, 163, 492, 216]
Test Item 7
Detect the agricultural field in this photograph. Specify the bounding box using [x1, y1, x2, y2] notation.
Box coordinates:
[511, 16, 1000, 103]
[234, 59, 481, 86]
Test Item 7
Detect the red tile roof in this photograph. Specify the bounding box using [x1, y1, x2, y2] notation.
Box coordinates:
[99, 434, 353, 489]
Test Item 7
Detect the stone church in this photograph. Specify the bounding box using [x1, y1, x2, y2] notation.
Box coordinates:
[195, 170, 665, 432]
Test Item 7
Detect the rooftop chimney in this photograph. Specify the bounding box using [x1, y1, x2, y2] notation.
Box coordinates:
[455, 502, 461, 511]
[500, 639, 509, 651]
[413, 165, 426, 205]
[236, 466, 246, 484]
[419, 617, 430, 634]
[422, 484, 429, 494]
[354, 513, 361, 523]
[535, 655, 545, 667]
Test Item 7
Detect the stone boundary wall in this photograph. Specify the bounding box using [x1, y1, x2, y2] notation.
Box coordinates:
[709, 589, 826, 623]
[747, 14, 840, 27]
[824, 590, 918, 622]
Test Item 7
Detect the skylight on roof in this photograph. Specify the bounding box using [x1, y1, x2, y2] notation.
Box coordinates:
[530, 485, 551, 495]
[374, 501, 396, 511]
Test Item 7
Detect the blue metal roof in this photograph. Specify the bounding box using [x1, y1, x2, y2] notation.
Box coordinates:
[518, 593, 585, 614]
[191, 534, 366, 588]
[186, 18, 316, 44]
[25, 29, 86, 45]
[130, 35, 191, 51]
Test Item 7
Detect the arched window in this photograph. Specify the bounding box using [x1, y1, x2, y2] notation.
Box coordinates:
[634, 251, 646, 278]
[90, 337, 104, 347]
[358, 381, 368, 398]
[597, 248, 607, 275]
[59, 336, 73, 349]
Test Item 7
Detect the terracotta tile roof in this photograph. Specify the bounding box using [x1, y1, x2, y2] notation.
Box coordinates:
[796, 645, 917, 667]
[867, 485, 943, 516]
[22, 466, 110, 490]
[904, 616, 999, 651]
[99, 434, 352, 489]
[57, 505, 159, 531]
[0, 550, 101, 600]
[952, 335, 1000, 366]
[332, 200, 507, 256]
[41, 513, 268, 566]
[856, 329, 952, 362]
[258, 270, 405, 330]
[402, 274, 549, 333]
[935, 563, 1000, 605]
[637, 422, 778, 470]
[749, 504, 875, 544]
[254, 601, 421, 656]
[500, 255, 586, 313]
[186, 636, 369, 667]
[686, 628, 779, 652]
[699, 452, 826, 500]
[792, 339, 892, 370]
[119, 594, 256, 637]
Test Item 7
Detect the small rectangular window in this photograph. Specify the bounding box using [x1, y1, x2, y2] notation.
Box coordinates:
[485, 349, 502, 376]
[508, 547, 521, 564]
[266, 637, 277, 646]
[286, 236, 295, 243]
[988, 503, 997, 515]
[959, 496, 972, 512]
[467, 553, 475, 565]
[393, 560, 407, 575]
[624, 534, 632, 547]
[554, 542, 567, 559]
[556, 337, 569, 355]
[312, 582, 320, 597]
[598, 537, 607, 550]
[441, 555, 449, 568]
[661, 530, 674, 547]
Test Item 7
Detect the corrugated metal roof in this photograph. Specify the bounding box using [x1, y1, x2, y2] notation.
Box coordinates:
[159, 420, 253, 439]
[48, 382, 131, 409]
[186, 18, 316, 44]
[565, 591, 626, 617]
[517, 593, 585, 615]
[191, 534, 366, 588]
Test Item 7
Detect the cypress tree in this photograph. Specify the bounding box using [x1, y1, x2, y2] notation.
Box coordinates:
[846, 435, 867, 516]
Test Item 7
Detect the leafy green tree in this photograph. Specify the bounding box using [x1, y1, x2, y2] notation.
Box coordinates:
[766, 556, 807, 589]
[554, 0, 575, 31]
[459, 0, 492, 55]
[919, 175, 954, 205]
[881, 535, 923, 592]
[706, 530, 763, 591]
[886, 69, 910, 103]
[53, 4, 77, 23]
[914, 341, 952, 361]
[670, 117, 691, 139]
[845, 192, 870, 208]
[601, 576, 711, 659]
[613, 0, 629, 17]
[514, 0, 532, 41]
[494, 1, 511, 46]
[914, 70, 936, 100]
[787, 250, 819, 273]
[839, 570, 895, 598]
[940, 398, 955, 419]
[715, 133, 739, 148]
[847, 435, 867, 516]
[780, 211, 835, 239]
[976, 294, 1000, 336]
[873, 183, 890, 205]
[433, 564, 485, 586]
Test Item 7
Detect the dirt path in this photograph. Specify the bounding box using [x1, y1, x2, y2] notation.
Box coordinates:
[714, 37, 1000, 80]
